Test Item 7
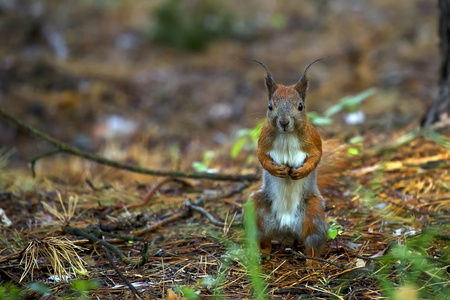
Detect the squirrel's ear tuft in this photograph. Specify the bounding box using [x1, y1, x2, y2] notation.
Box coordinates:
[294, 76, 308, 99]
[295, 57, 328, 100]
[265, 74, 278, 100]
[239, 58, 277, 100]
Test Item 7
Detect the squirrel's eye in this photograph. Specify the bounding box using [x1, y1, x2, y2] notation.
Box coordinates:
[268, 103, 273, 111]
[297, 103, 303, 111]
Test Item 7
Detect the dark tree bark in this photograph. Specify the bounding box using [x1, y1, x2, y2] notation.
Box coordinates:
[422, 0, 450, 126]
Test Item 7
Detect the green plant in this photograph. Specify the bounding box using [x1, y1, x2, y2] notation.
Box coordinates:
[375, 230, 450, 299]
[230, 122, 264, 160]
[150, 0, 251, 51]
[173, 285, 200, 300]
[347, 136, 364, 155]
[192, 151, 215, 173]
[242, 201, 267, 300]
[70, 279, 101, 300]
[351, 155, 450, 299]
[323, 88, 376, 118]
[169, 142, 181, 168]
[188, 203, 268, 299]
[28, 282, 51, 297]
[0, 283, 23, 300]
[306, 88, 377, 126]
[0, 280, 98, 300]
[327, 222, 343, 239]
[307, 111, 334, 125]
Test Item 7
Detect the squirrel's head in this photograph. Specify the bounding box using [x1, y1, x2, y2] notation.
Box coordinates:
[245, 58, 326, 133]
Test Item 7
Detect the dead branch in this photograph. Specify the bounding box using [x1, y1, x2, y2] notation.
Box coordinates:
[133, 210, 189, 236]
[85, 228, 141, 242]
[103, 247, 141, 299]
[185, 198, 242, 227]
[28, 150, 61, 177]
[63, 226, 145, 266]
[63, 226, 126, 258]
[0, 108, 258, 182]
[125, 177, 191, 209]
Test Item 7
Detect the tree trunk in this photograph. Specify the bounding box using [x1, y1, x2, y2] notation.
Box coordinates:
[422, 0, 450, 126]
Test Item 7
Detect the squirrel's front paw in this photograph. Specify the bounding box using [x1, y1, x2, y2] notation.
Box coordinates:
[268, 164, 290, 178]
[289, 167, 309, 180]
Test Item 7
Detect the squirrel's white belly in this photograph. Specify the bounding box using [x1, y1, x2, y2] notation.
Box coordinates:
[268, 134, 306, 169]
[266, 134, 310, 231]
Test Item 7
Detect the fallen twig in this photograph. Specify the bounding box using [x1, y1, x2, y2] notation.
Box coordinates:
[104, 246, 141, 299]
[28, 150, 61, 178]
[64, 226, 126, 259]
[185, 198, 242, 227]
[133, 210, 189, 236]
[125, 177, 190, 209]
[85, 228, 141, 242]
[63, 227, 145, 266]
[0, 108, 258, 181]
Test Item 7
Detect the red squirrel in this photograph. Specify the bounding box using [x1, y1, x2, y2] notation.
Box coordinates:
[248, 58, 328, 258]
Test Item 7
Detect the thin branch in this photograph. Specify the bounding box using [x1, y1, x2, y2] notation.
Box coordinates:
[63, 226, 126, 259]
[125, 177, 190, 209]
[63, 226, 144, 266]
[133, 210, 189, 236]
[85, 179, 99, 191]
[28, 150, 61, 177]
[0, 108, 258, 182]
[185, 198, 242, 227]
[85, 228, 141, 242]
[103, 247, 141, 298]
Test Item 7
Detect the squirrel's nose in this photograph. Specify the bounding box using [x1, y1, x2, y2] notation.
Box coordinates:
[279, 119, 290, 127]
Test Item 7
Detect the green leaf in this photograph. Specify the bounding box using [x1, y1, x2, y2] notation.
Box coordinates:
[28, 282, 51, 295]
[348, 148, 359, 155]
[173, 286, 200, 300]
[231, 136, 248, 158]
[327, 223, 343, 239]
[339, 88, 376, 108]
[0, 284, 23, 300]
[308, 111, 333, 125]
[422, 129, 450, 150]
[349, 136, 363, 144]
[323, 102, 345, 118]
[324, 88, 376, 117]
[231, 122, 264, 159]
[203, 151, 214, 166]
[71, 279, 99, 292]
[192, 162, 209, 172]
[169, 142, 181, 163]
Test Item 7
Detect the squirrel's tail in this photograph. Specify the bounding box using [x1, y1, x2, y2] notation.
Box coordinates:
[317, 139, 349, 190]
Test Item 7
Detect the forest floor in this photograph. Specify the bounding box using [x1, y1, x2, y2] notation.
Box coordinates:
[0, 119, 449, 299]
[0, 1, 449, 299]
